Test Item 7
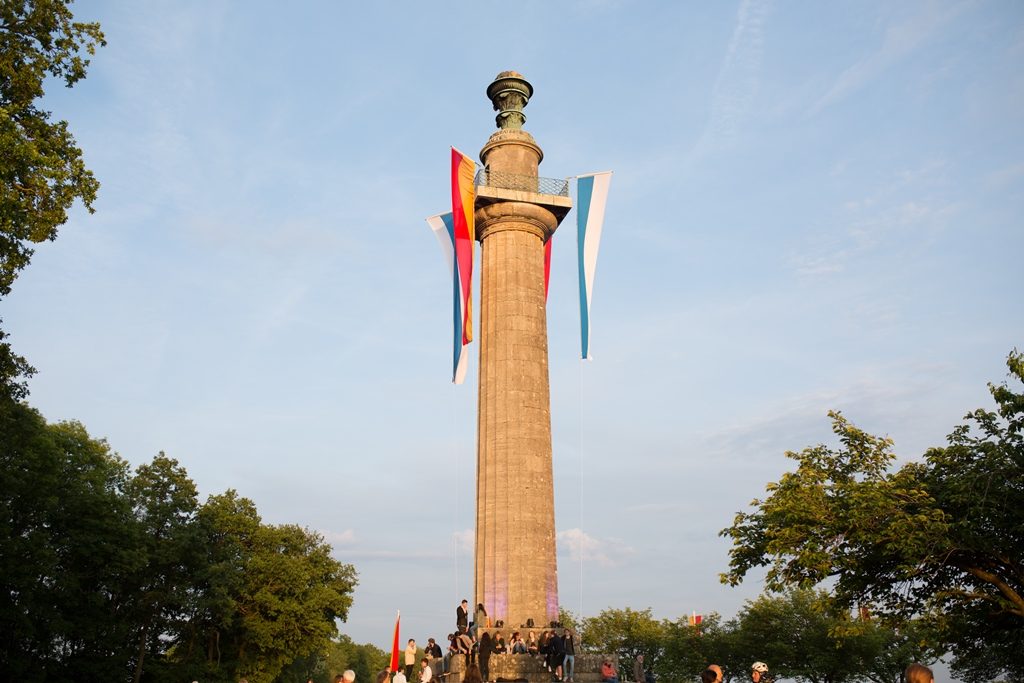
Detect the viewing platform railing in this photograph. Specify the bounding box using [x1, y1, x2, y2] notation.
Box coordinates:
[475, 169, 570, 197]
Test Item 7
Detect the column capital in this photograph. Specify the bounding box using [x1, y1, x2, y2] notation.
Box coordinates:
[476, 202, 558, 243]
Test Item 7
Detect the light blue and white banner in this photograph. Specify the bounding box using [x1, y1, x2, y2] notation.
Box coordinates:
[426, 212, 469, 384]
[576, 171, 612, 360]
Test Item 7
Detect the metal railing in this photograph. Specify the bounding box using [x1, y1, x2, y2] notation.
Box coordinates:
[475, 169, 570, 197]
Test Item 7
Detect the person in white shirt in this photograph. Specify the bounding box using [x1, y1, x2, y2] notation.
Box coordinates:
[420, 658, 433, 683]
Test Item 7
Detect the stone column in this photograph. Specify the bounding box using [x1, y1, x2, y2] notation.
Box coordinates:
[473, 72, 569, 629]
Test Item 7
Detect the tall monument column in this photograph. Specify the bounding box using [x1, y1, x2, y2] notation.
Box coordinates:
[474, 72, 571, 629]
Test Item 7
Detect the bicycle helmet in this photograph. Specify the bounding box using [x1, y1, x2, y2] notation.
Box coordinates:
[752, 663, 769, 674]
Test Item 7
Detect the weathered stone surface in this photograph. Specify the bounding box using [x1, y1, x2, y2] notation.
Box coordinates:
[473, 72, 567, 633]
[441, 653, 618, 683]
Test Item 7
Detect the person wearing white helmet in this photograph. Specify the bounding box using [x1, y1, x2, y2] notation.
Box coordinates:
[751, 662, 771, 683]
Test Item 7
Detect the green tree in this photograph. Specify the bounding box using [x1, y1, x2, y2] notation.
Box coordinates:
[659, 612, 745, 683]
[738, 589, 865, 683]
[174, 491, 359, 683]
[124, 453, 202, 683]
[845, 616, 938, 683]
[0, 402, 139, 680]
[0, 0, 105, 397]
[0, 0, 104, 295]
[0, 323, 32, 399]
[580, 607, 665, 670]
[321, 635, 388, 683]
[559, 606, 581, 633]
[720, 351, 1024, 682]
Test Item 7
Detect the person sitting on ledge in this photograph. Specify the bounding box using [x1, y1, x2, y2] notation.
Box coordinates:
[455, 628, 474, 663]
[493, 632, 507, 654]
[602, 660, 619, 683]
[527, 631, 539, 656]
[510, 631, 527, 654]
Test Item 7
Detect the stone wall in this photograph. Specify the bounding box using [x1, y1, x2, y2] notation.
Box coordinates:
[436, 653, 619, 683]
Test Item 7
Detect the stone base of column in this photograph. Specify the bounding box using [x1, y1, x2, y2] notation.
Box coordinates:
[438, 653, 620, 683]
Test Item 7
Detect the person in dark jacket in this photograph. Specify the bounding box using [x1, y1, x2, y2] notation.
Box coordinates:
[550, 630, 566, 681]
[562, 631, 577, 683]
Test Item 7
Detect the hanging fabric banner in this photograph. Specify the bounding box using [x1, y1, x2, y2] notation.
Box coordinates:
[576, 171, 612, 359]
[426, 212, 469, 384]
[451, 147, 476, 346]
[544, 235, 553, 302]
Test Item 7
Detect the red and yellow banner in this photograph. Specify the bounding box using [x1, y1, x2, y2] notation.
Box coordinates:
[451, 147, 475, 344]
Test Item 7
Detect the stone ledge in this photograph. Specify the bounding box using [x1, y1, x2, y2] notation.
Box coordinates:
[437, 653, 619, 683]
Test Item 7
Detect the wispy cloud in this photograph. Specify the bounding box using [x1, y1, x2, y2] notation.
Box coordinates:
[557, 528, 635, 567]
[811, 2, 970, 114]
[322, 528, 356, 545]
[698, 359, 955, 464]
[692, 0, 772, 155]
[790, 161, 958, 277]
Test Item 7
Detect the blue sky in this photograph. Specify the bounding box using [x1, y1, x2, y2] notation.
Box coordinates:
[4, 0, 1023, 655]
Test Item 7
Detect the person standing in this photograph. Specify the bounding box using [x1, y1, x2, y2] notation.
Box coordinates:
[479, 632, 493, 683]
[551, 629, 565, 681]
[562, 630, 577, 683]
[633, 654, 644, 683]
[457, 600, 470, 631]
[471, 603, 487, 639]
[405, 639, 417, 679]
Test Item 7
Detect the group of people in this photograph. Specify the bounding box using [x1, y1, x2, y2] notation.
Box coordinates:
[319, 601, 934, 683]
[391, 638, 440, 683]
[449, 599, 579, 682]
[598, 659, 936, 683]
[598, 654, 651, 683]
[314, 639, 936, 683]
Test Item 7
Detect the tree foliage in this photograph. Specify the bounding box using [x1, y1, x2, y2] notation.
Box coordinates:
[659, 613, 745, 683]
[164, 490, 358, 683]
[579, 607, 666, 669]
[0, 401, 358, 682]
[318, 635, 389, 683]
[0, 0, 104, 396]
[721, 351, 1024, 682]
[0, 0, 104, 296]
[0, 400, 137, 680]
[582, 596, 936, 683]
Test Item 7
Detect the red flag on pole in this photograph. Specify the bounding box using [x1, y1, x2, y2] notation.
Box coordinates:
[389, 611, 401, 672]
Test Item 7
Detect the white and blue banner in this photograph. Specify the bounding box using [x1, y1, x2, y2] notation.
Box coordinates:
[426, 212, 469, 384]
[576, 172, 612, 360]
